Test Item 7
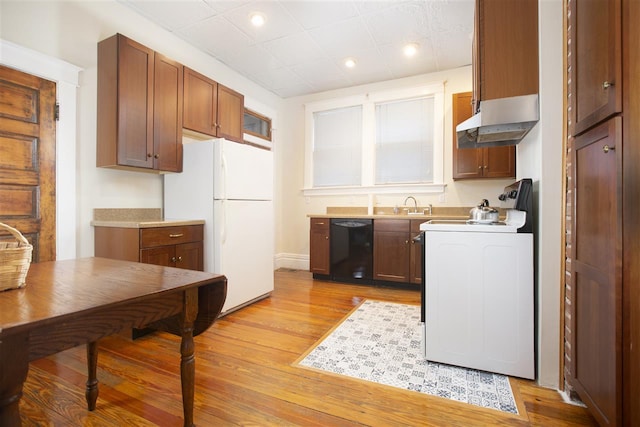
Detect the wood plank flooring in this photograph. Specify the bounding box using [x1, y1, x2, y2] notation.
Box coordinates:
[19, 269, 597, 426]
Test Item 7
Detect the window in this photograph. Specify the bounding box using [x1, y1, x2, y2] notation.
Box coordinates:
[303, 84, 444, 195]
[243, 109, 271, 141]
[375, 97, 434, 184]
[313, 106, 362, 187]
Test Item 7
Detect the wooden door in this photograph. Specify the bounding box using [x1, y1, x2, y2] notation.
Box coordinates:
[153, 53, 183, 172]
[183, 67, 217, 136]
[0, 65, 56, 262]
[217, 84, 244, 142]
[570, 0, 621, 136]
[571, 117, 622, 426]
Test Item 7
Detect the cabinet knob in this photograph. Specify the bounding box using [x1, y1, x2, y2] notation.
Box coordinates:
[478, 165, 482, 169]
[325, 236, 329, 240]
[177, 256, 182, 262]
[147, 153, 152, 158]
[603, 144, 616, 153]
[171, 256, 177, 263]
[484, 165, 488, 169]
[602, 81, 614, 89]
[405, 240, 409, 245]
[154, 154, 159, 159]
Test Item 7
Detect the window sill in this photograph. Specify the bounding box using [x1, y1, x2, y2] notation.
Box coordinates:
[302, 183, 446, 197]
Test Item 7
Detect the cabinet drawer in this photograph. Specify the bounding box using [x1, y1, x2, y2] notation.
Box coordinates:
[140, 225, 203, 248]
[374, 219, 410, 232]
[310, 218, 330, 231]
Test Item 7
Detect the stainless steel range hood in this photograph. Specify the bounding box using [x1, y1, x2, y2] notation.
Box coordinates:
[456, 94, 539, 149]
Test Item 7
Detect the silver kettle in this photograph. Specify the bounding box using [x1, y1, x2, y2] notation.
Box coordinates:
[469, 199, 499, 222]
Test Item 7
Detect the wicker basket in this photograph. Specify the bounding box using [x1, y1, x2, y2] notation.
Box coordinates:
[0, 222, 33, 291]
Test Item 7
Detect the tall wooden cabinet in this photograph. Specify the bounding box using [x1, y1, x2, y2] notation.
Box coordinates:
[97, 34, 183, 173]
[452, 92, 515, 179]
[183, 67, 244, 142]
[565, 0, 639, 425]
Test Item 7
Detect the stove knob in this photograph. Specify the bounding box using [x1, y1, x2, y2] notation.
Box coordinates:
[498, 193, 507, 201]
[509, 190, 518, 199]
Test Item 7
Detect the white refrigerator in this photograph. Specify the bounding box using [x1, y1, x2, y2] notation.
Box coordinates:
[164, 139, 274, 314]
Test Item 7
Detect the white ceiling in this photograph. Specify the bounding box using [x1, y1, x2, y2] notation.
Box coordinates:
[118, 0, 474, 98]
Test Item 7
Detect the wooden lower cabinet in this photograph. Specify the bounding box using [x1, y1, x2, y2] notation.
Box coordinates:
[309, 218, 330, 276]
[95, 224, 204, 338]
[409, 220, 423, 285]
[94, 224, 204, 271]
[309, 217, 423, 286]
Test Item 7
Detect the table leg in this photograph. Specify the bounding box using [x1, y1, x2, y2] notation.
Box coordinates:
[180, 288, 198, 427]
[85, 341, 99, 411]
[0, 332, 29, 427]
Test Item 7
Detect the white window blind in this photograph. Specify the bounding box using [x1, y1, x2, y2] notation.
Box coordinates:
[312, 106, 362, 187]
[375, 97, 434, 184]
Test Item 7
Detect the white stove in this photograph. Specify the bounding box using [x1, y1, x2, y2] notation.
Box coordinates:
[419, 179, 534, 379]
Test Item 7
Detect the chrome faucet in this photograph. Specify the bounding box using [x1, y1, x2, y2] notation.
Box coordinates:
[404, 196, 418, 213]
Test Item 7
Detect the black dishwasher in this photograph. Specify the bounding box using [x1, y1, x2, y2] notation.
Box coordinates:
[330, 219, 373, 284]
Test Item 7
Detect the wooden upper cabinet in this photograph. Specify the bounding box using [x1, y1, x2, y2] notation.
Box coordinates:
[569, 0, 622, 137]
[473, 0, 539, 110]
[97, 34, 183, 173]
[153, 53, 183, 173]
[183, 67, 244, 142]
[452, 92, 515, 179]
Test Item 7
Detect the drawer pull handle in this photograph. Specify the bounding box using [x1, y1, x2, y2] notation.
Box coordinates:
[169, 233, 184, 238]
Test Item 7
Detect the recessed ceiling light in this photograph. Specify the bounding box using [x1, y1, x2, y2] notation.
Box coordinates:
[344, 58, 356, 68]
[403, 43, 419, 57]
[250, 12, 266, 27]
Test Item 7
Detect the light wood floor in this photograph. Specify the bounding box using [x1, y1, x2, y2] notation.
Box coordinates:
[20, 269, 597, 426]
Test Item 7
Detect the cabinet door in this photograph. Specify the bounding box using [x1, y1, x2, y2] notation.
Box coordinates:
[116, 35, 154, 169]
[409, 221, 424, 285]
[217, 84, 244, 143]
[153, 53, 183, 172]
[571, 117, 621, 426]
[373, 220, 410, 283]
[309, 219, 330, 275]
[183, 67, 217, 136]
[476, 0, 539, 101]
[570, 0, 621, 136]
[483, 146, 515, 178]
[453, 92, 483, 179]
[374, 231, 410, 283]
[176, 241, 204, 271]
[140, 245, 175, 267]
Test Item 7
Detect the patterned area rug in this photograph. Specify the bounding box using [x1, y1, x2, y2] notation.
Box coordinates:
[296, 300, 518, 414]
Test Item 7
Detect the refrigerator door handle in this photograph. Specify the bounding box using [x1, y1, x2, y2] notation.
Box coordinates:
[220, 199, 227, 245]
[220, 152, 227, 200]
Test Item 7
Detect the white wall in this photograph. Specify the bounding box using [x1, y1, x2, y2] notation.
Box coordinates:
[0, 0, 281, 258]
[275, 66, 514, 268]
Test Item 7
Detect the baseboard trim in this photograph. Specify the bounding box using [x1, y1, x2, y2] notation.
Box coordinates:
[275, 253, 309, 271]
